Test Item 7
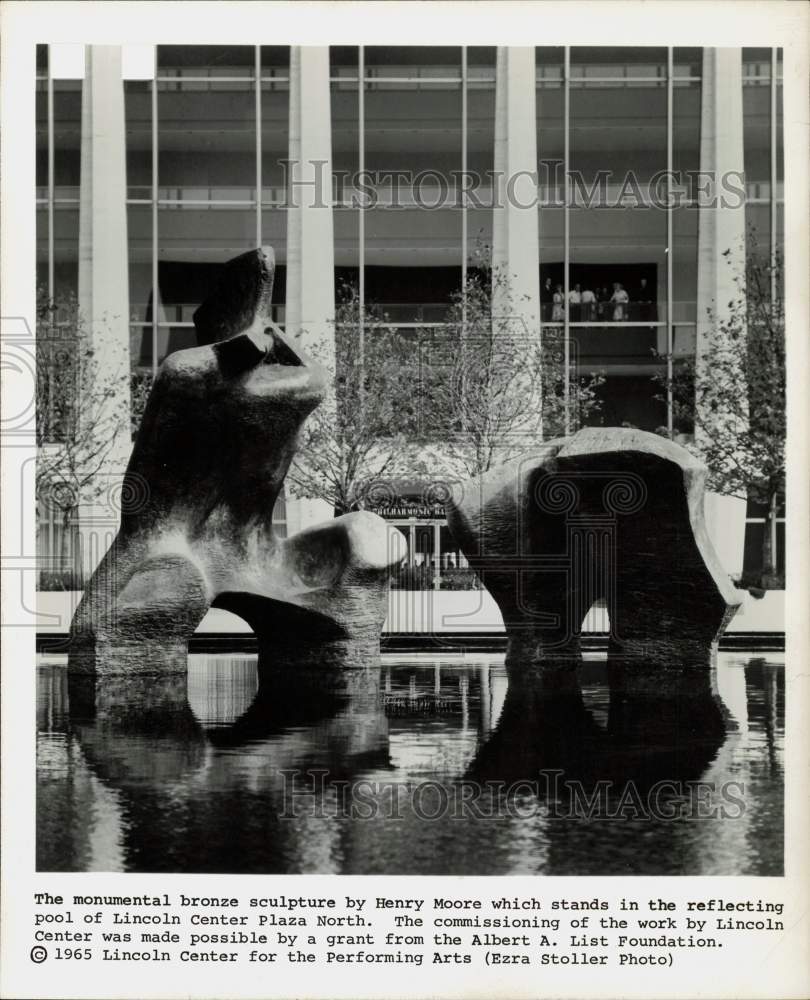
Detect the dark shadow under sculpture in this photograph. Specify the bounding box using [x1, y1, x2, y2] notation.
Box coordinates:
[445, 427, 742, 683]
[69, 247, 406, 676]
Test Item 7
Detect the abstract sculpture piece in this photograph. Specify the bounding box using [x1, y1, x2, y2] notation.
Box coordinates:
[445, 427, 742, 677]
[69, 247, 406, 675]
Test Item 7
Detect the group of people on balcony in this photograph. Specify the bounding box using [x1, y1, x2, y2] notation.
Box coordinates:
[542, 277, 657, 323]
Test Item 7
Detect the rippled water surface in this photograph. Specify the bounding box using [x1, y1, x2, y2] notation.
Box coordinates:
[37, 653, 783, 875]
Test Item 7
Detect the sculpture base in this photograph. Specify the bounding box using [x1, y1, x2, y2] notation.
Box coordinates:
[68, 638, 190, 677]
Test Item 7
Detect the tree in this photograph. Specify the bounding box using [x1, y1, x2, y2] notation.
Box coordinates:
[288, 259, 603, 515]
[286, 283, 430, 515]
[656, 236, 785, 587]
[36, 289, 128, 587]
[419, 252, 604, 478]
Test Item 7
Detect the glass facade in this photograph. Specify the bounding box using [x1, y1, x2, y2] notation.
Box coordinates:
[36, 44, 784, 385]
[35, 45, 786, 586]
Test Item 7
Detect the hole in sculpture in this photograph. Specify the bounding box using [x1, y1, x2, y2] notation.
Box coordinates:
[585, 598, 611, 635]
[263, 328, 302, 367]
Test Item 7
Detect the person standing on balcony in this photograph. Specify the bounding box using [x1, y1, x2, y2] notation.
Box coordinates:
[637, 277, 654, 320]
[568, 283, 582, 322]
[596, 286, 610, 320]
[542, 276, 553, 321]
[581, 285, 596, 321]
[610, 282, 629, 321]
[552, 284, 565, 323]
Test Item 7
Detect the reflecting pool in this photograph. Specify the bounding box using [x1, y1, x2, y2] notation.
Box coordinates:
[37, 652, 783, 875]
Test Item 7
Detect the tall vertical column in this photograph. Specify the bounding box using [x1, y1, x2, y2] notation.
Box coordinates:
[79, 45, 131, 460]
[697, 48, 747, 351]
[78, 45, 132, 580]
[492, 47, 540, 339]
[696, 47, 747, 577]
[286, 46, 335, 361]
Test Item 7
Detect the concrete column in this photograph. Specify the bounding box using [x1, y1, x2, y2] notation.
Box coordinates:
[78, 45, 132, 580]
[696, 48, 747, 408]
[492, 47, 540, 338]
[286, 46, 335, 361]
[696, 49, 748, 576]
[79, 46, 131, 450]
[697, 48, 747, 335]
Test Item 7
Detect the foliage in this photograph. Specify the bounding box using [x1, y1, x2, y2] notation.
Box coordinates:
[286, 283, 430, 515]
[418, 249, 604, 477]
[289, 253, 604, 511]
[655, 235, 785, 585]
[130, 368, 153, 438]
[37, 570, 86, 593]
[36, 288, 129, 577]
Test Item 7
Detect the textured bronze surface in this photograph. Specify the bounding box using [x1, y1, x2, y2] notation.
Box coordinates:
[70, 247, 406, 675]
[446, 427, 741, 677]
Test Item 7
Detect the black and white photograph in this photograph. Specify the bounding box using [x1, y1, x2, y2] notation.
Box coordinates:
[2, 3, 808, 999]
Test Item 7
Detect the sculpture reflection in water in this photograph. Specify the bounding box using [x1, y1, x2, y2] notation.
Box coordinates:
[465, 651, 728, 794]
[40, 638, 762, 876]
[60, 659, 388, 873]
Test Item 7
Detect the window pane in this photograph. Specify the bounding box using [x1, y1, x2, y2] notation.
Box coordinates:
[746, 203, 770, 265]
[743, 69, 771, 192]
[537, 81, 563, 201]
[364, 74, 462, 320]
[365, 81, 462, 176]
[673, 47, 702, 78]
[261, 79, 289, 198]
[158, 79, 256, 200]
[570, 46, 667, 79]
[776, 80, 783, 191]
[330, 46, 358, 74]
[468, 47, 496, 68]
[466, 77, 494, 260]
[157, 45, 255, 76]
[53, 82, 81, 195]
[334, 208, 359, 291]
[672, 324, 697, 359]
[365, 47, 460, 70]
[535, 46, 564, 84]
[36, 208, 48, 293]
[331, 80, 359, 185]
[539, 207, 563, 324]
[128, 205, 152, 323]
[673, 206, 698, 322]
[673, 79, 701, 178]
[36, 81, 48, 191]
[125, 80, 152, 199]
[52, 206, 79, 301]
[260, 46, 289, 73]
[742, 47, 772, 80]
[570, 80, 667, 185]
[365, 208, 461, 322]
